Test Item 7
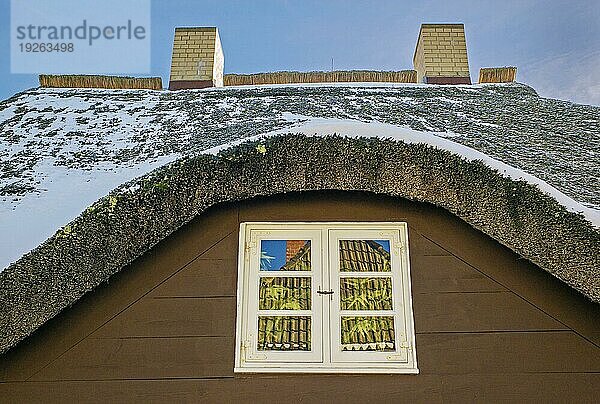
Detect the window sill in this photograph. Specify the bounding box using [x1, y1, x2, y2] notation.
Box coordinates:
[234, 366, 420, 374]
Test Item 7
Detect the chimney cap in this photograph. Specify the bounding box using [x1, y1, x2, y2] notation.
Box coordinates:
[174, 26, 218, 32]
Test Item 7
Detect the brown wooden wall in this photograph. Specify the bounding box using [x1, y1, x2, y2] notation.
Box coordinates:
[1, 191, 599, 403]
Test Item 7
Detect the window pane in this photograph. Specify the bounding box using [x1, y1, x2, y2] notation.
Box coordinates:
[257, 316, 311, 351]
[260, 240, 311, 271]
[339, 240, 391, 272]
[259, 277, 311, 310]
[340, 277, 393, 310]
[340, 316, 395, 352]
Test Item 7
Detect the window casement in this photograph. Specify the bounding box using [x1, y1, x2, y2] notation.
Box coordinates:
[235, 222, 418, 374]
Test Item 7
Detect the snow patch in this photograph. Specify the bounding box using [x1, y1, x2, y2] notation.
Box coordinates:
[0, 154, 178, 270]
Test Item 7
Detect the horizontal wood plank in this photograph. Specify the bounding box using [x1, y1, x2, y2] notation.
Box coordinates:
[3, 373, 599, 403]
[413, 291, 566, 333]
[408, 231, 451, 256]
[238, 191, 408, 223]
[410, 255, 506, 293]
[151, 206, 239, 273]
[92, 297, 236, 338]
[30, 337, 235, 381]
[0, 375, 441, 403]
[197, 232, 240, 260]
[417, 331, 600, 374]
[440, 373, 600, 402]
[148, 259, 237, 298]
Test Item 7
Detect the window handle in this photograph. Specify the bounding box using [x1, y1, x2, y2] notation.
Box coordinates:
[317, 290, 334, 295]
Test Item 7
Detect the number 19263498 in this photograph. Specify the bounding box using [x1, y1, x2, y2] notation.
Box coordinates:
[19, 42, 74, 52]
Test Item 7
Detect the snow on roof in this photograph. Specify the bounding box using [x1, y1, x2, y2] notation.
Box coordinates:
[1, 82, 598, 271]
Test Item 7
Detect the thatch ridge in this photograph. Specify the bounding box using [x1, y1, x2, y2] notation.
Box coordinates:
[224, 70, 418, 86]
[0, 134, 598, 355]
[39, 75, 163, 90]
[478, 67, 517, 83]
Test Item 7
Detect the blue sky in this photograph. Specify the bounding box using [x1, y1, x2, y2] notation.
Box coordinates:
[261, 240, 309, 270]
[1, 0, 599, 105]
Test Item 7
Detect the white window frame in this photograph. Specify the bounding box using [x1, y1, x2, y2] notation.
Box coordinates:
[235, 222, 418, 374]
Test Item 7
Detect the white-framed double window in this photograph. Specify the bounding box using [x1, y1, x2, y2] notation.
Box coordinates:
[235, 223, 418, 374]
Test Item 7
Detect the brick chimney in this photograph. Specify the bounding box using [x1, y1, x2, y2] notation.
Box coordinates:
[169, 27, 224, 90]
[413, 24, 471, 84]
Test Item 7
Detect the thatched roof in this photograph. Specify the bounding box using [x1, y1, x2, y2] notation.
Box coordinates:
[0, 82, 598, 355]
[1, 134, 598, 355]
